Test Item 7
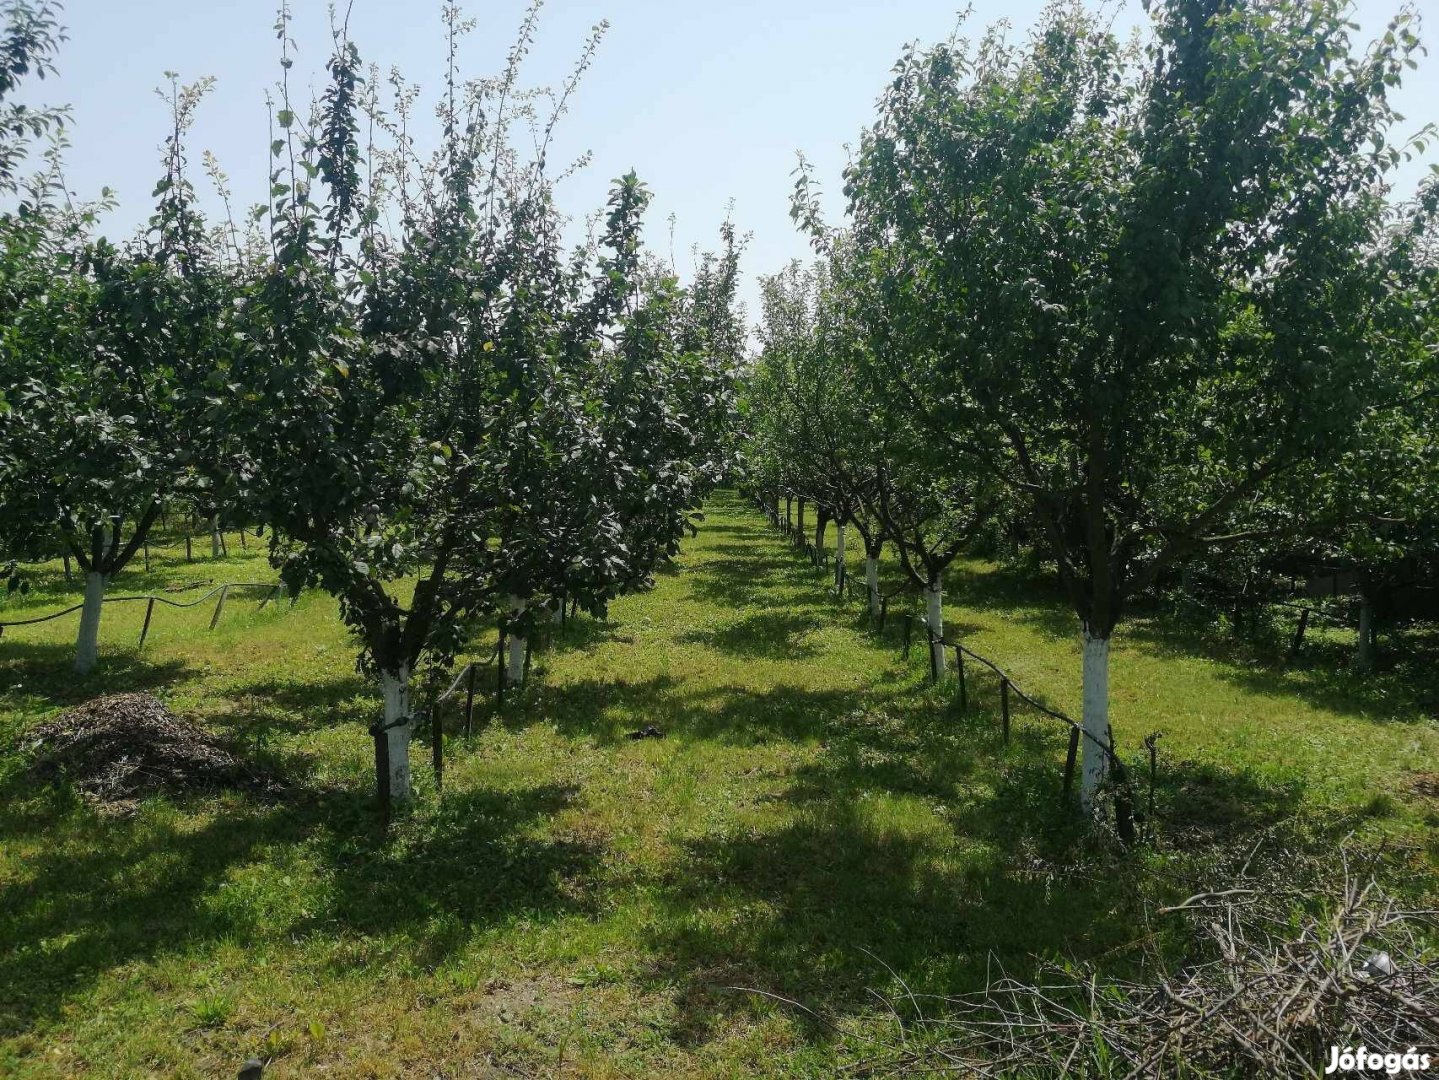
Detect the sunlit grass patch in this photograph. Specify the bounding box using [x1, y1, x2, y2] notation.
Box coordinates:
[1, 494, 1434, 1077]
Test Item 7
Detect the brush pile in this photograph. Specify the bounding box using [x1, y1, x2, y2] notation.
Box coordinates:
[853, 854, 1437, 1078]
[25, 692, 277, 807]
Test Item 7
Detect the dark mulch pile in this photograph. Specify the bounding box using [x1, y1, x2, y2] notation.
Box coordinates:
[25, 692, 280, 807]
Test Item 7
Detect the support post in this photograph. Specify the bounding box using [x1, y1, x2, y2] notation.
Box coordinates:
[209, 585, 228, 630]
[1063, 727, 1081, 801]
[496, 630, 507, 711]
[431, 698, 443, 792]
[464, 662, 477, 736]
[374, 727, 391, 829]
[1286, 607, 1310, 663]
[139, 597, 156, 649]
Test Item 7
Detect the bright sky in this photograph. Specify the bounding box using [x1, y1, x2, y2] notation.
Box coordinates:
[17, 0, 1439, 321]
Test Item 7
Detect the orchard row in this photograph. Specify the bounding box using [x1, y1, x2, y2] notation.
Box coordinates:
[0, 4, 745, 801]
[743, 0, 1439, 811]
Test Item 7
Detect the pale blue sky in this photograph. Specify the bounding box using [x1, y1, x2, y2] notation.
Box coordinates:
[17, 0, 1439, 317]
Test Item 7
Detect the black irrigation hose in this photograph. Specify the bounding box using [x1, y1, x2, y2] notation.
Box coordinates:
[0, 582, 280, 629]
[925, 624, 1120, 767]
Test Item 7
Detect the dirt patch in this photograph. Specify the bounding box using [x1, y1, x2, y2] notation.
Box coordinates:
[25, 692, 281, 809]
[1408, 771, 1439, 802]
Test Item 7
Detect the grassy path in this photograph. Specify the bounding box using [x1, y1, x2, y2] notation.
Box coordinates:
[1, 492, 1435, 1078]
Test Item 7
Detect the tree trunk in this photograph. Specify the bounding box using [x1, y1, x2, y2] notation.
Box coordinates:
[926, 574, 947, 675]
[835, 523, 846, 587]
[1080, 630, 1111, 808]
[866, 555, 880, 617]
[210, 513, 221, 559]
[379, 666, 412, 802]
[506, 595, 528, 686]
[1357, 595, 1374, 670]
[785, 497, 792, 529]
[74, 571, 106, 674]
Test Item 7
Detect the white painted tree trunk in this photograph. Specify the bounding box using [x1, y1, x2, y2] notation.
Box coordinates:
[379, 666, 412, 802]
[835, 523, 846, 587]
[210, 513, 221, 558]
[926, 576, 947, 675]
[507, 594, 528, 686]
[1080, 631, 1111, 808]
[866, 557, 880, 617]
[1357, 596, 1374, 669]
[74, 571, 106, 674]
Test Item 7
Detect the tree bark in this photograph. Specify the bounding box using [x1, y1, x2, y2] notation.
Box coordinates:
[379, 666, 412, 802]
[835, 522, 846, 587]
[74, 571, 106, 674]
[1080, 630, 1111, 808]
[866, 556, 880, 617]
[926, 574, 947, 675]
[506, 594, 528, 686]
[210, 513, 221, 559]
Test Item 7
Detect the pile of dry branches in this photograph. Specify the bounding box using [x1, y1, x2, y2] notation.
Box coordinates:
[25, 692, 280, 808]
[853, 854, 1436, 1078]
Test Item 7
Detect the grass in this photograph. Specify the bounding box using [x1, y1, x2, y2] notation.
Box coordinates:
[1, 492, 1435, 1078]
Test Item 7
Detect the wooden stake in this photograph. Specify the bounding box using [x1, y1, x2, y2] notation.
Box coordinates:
[1063, 727, 1081, 800]
[1287, 607, 1310, 663]
[431, 698, 443, 793]
[496, 630, 506, 711]
[209, 585, 228, 630]
[464, 662, 477, 736]
[374, 729, 391, 829]
[139, 597, 156, 649]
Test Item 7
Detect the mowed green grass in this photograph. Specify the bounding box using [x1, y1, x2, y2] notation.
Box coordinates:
[1, 493, 1435, 1078]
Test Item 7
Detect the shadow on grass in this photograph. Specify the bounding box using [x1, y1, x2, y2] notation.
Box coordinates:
[635, 695, 1314, 1047]
[1124, 611, 1439, 726]
[0, 641, 190, 714]
[933, 551, 1437, 728]
[678, 609, 826, 660]
[685, 554, 803, 610]
[215, 672, 374, 738]
[535, 674, 879, 746]
[0, 778, 598, 1038]
[945, 561, 1077, 643]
